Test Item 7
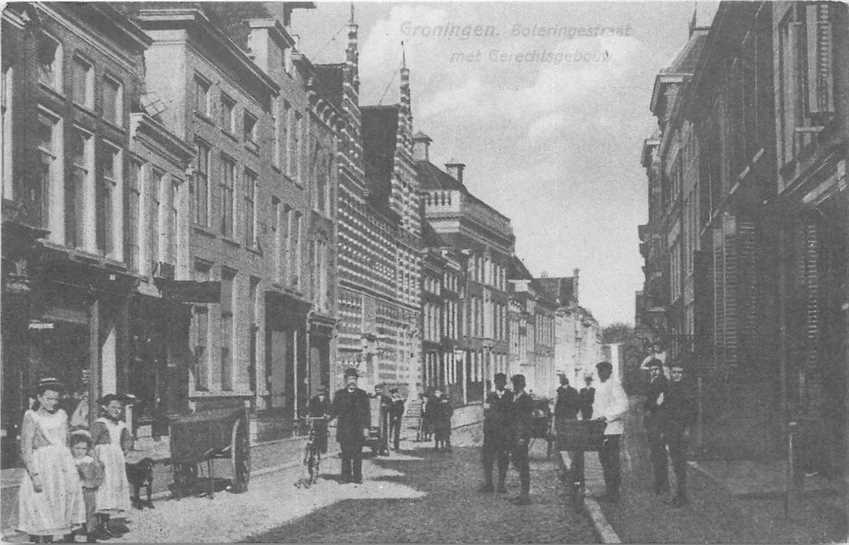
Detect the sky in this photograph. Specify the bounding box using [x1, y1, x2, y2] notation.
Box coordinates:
[287, 1, 718, 327]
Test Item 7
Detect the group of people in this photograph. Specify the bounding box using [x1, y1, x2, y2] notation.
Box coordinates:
[418, 389, 454, 451]
[18, 378, 134, 543]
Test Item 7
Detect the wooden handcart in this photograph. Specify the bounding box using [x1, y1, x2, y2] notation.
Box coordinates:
[168, 407, 251, 499]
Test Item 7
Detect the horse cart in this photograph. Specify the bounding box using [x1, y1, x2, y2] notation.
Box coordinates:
[168, 407, 251, 499]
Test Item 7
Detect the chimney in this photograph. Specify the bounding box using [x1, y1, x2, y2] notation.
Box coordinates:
[445, 159, 465, 183]
[573, 268, 580, 303]
[413, 132, 431, 162]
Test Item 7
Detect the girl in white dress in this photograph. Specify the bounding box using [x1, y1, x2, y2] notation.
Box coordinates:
[91, 394, 133, 537]
[17, 378, 86, 542]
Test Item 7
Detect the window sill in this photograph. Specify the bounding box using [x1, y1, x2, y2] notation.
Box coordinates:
[245, 245, 262, 256]
[72, 101, 97, 117]
[222, 237, 240, 248]
[102, 117, 126, 133]
[271, 164, 281, 174]
[221, 129, 238, 143]
[192, 224, 217, 238]
[245, 141, 259, 156]
[38, 82, 64, 101]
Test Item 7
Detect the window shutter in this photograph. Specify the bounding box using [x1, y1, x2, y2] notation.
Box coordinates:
[806, 3, 835, 116]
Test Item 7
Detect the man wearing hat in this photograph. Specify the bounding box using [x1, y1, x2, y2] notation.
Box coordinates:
[660, 360, 697, 506]
[479, 372, 513, 493]
[388, 388, 405, 451]
[579, 374, 595, 420]
[307, 385, 331, 454]
[331, 368, 371, 484]
[508, 374, 535, 505]
[644, 358, 669, 495]
[592, 361, 628, 503]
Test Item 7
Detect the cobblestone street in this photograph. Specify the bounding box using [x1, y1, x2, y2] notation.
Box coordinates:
[249, 439, 598, 543]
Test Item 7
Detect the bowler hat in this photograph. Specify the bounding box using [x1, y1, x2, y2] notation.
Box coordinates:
[343, 367, 359, 378]
[646, 358, 663, 369]
[596, 361, 613, 371]
[511, 374, 526, 387]
[494, 373, 507, 382]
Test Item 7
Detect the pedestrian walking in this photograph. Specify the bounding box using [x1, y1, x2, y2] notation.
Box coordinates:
[388, 388, 405, 451]
[419, 392, 432, 442]
[660, 361, 697, 507]
[307, 386, 331, 454]
[644, 358, 669, 495]
[331, 368, 371, 484]
[579, 375, 595, 420]
[70, 430, 105, 543]
[91, 393, 133, 536]
[509, 374, 535, 505]
[554, 375, 583, 484]
[479, 373, 513, 493]
[17, 377, 86, 543]
[592, 361, 629, 503]
[431, 388, 453, 451]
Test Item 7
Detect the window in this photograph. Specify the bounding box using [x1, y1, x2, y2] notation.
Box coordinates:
[37, 110, 61, 239]
[314, 146, 328, 214]
[37, 33, 62, 91]
[161, 178, 180, 264]
[220, 269, 236, 391]
[220, 94, 235, 133]
[243, 169, 257, 247]
[282, 101, 290, 173]
[2, 65, 12, 200]
[67, 128, 93, 250]
[127, 160, 141, 271]
[272, 198, 282, 282]
[271, 97, 280, 168]
[193, 140, 210, 226]
[72, 56, 93, 109]
[283, 47, 294, 75]
[294, 112, 303, 183]
[146, 169, 162, 273]
[219, 156, 235, 238]
[194, 75, 210, 116]
[243, 111, 257, 144]
[97, 143, 121, 258]
[290, 211, 302, 287]
[193, 260, 212, 390]
[103, 76, 122, 125]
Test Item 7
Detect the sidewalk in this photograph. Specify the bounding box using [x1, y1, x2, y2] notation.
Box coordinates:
[579, 397, 847, 544]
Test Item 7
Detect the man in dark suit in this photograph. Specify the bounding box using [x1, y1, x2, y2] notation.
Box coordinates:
[307, 385, 331, 454]
[579, 375, 595, 420]
[660, 361, 697, 507]
[479, 373, 513, 493]
[509, 374, 536, 505]
[388, 388, 405, 451]
[331, 368, 371, 484]
[644, 358, 669, 495]
[554, 374, 583, 485]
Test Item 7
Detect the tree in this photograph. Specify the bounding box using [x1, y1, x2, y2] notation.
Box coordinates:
[601, 322, 645, 394]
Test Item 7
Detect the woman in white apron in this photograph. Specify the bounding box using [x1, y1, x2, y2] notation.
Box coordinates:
[17, 378, 86, 542]
[91, 394, 132, 537]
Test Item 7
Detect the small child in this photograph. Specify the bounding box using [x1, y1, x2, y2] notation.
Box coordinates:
[70, 430, 104, 543]
[91, 394, 133, 537]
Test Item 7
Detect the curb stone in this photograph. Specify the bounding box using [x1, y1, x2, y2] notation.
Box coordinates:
[559, 451, 622, 544]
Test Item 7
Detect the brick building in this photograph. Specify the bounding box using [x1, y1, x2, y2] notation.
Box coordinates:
[416, 136, 513, 405]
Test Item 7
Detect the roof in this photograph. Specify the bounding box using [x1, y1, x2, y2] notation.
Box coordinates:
[416, 160, 465, 192]
[535, 277, 577, 306]
[362, 105, 399, 209]
[508, 255, 534, 281]
[314, 64, 344, 108]
[649, 28, 708, 116]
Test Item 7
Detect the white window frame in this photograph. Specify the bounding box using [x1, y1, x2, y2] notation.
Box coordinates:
[99, 140, 123, 260]
[194, 74, 211, 117]
[71, 55, 94, 110]
[102, 75, 123, 126]
[68, 125, 95, 251]
[38, 107, 63, 243]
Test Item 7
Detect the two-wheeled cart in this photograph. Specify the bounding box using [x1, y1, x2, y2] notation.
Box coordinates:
[168, 407, 251, 499]
[556, 418, 606, 510]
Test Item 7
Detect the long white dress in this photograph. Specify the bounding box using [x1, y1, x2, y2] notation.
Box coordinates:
[16, 410, 86, 536]
[93, 418, 131, 515]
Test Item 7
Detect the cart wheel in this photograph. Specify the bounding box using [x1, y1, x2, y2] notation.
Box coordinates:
[230, 416, 250, 493]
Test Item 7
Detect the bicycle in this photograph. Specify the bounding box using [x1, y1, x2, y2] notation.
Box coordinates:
[294, 416, 327, 489]
[555, 418, 606, 511]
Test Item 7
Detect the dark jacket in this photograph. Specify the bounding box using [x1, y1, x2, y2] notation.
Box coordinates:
[332, 387, 371, 446]
[308, 394, 331, 418]
[644, 375, 668, 415]
[389, 396, 405, 422]
[579, 387, 595, 420]
[430, 396, 453, 435]
[554, 385, 581, 420]
[510, 391, 536, 444]
[660, 380, 697, 433]
[483, 389, 514, 445]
